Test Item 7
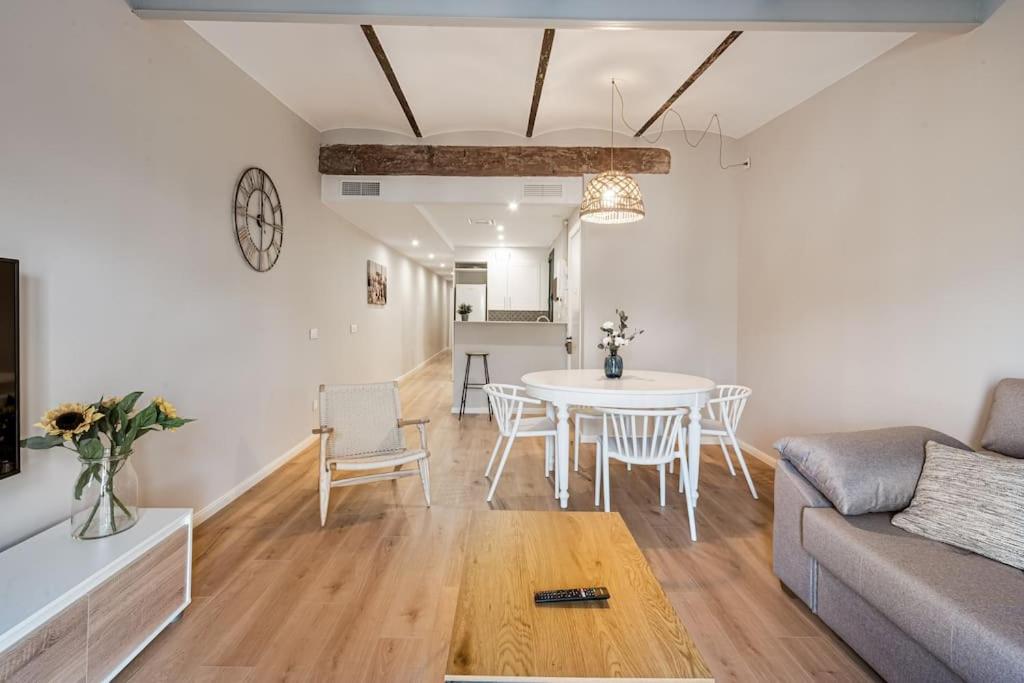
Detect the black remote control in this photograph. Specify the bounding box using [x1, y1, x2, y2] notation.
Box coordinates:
[534, 587, 611, 604]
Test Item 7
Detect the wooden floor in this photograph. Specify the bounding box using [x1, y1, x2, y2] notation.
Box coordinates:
[120, 355, 878, 682]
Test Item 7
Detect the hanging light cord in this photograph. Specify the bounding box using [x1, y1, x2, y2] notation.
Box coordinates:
[612, 80, 749, 170]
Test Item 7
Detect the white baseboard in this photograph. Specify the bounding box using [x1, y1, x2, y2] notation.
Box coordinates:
[194, 434, 317, 526]
[397, 347, 450, 383]
[739, 439, 778, 468]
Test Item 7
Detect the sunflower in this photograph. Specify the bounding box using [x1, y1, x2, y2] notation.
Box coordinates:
[36, 403, 103, 441]
[101, 396, 120, 409]
[153, 396, 178, 419]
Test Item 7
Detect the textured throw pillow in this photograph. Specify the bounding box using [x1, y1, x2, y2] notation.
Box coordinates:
[981, 378, 1024, 458]
[774, 426, 971, 515]
[892, 441, 1024, 571]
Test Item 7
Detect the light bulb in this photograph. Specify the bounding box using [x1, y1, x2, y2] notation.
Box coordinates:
[411, 239, 419, 246]
[496, 224, 505, 232]
[507, 201, 519, 211]
[428, 253, 435, 259]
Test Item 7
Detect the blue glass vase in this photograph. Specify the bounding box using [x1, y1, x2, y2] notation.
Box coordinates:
[604, 352, 623, 379]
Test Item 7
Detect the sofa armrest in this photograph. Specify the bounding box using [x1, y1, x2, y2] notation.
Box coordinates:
[774, 426, 970, 515]
[773, 460, 832, 611]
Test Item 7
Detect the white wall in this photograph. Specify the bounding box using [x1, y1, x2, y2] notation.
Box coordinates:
[0, 0, 447, 549]
[737, 0, 1024, 452]
[326, 128, 744, 387]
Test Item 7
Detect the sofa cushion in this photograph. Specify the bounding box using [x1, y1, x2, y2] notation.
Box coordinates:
[892, 441, 1024, 571]
[804, 508, 1024, 683]
[981, 378, 1024, 458]
[773, 427, 971, 515]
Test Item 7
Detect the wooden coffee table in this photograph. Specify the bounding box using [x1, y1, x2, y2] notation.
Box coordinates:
[445, 511, 713, 681]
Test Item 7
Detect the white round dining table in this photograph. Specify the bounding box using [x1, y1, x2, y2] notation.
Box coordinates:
[521, 369, 715, 509]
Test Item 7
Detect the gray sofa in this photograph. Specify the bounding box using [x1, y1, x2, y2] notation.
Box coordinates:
[773, 380, 1024, 683]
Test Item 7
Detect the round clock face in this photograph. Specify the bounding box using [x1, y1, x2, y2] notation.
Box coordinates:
[233, 167, 284, 272]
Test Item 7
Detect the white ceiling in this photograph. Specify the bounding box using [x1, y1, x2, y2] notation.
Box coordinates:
[421, 203, 572, 248]
[324, 200, 574, 274]
[188, 22, 911, 138]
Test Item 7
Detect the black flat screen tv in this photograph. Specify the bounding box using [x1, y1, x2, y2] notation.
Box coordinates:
[0, 258, 18, 480]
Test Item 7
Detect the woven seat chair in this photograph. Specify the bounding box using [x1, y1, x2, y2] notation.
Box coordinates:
[313, 382, 431, 526]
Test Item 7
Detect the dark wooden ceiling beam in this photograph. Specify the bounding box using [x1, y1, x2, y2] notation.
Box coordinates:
[319, 144, 671, 176]
[526, 29, 556, 138]
[635, 30, 743, 137]
[361, 24, 422, 138]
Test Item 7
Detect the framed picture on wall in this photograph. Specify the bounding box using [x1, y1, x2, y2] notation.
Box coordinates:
[367, 260, 387, 306]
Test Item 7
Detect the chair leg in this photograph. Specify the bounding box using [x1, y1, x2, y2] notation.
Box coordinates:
[717, 435, 736, 476]
[594, 442, 602, 507]
[483, 356, 493, 422]
[679, 456, 697, 542]
[418, 457, 432, 507]
[485, 434, 503, 478]
[486, 434, 517, 502]
[573, 419, 581, 472]
[459, 354, 471, 421]
[319, 462, 330, 527]
[659, 464, 666, 507]
[544, 435, 552, 478]
[602, 453, 612, 512]
[728, 431, 758, 499]
[668, 458, 674, 474]
[550, 436, 559, 500]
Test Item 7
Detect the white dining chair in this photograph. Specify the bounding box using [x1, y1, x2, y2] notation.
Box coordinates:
[571, 406, 602, 472]
[596, 407, 697, 541]
[483, 384, 557, 502]
[702, 385, 756, 499]
[313, 382, 431, 527]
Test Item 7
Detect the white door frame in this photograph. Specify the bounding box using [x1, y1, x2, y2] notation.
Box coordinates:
[567, 218, 583, 370]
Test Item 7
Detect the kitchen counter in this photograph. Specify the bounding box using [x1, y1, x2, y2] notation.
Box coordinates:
[454, 320, 566, 325]
[452, 320, 568, 414]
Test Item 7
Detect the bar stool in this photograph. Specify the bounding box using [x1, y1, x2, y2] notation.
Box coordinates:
[459, 352, 492, 421]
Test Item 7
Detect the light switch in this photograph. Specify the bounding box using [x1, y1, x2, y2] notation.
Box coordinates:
[309, 328, 320, 340]
[350, 324, 358, 334]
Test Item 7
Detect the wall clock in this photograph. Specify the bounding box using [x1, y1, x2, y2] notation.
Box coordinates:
[233, 167, 284, 272]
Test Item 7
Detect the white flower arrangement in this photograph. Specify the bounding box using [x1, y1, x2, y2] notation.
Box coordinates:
[597, 309, 643, 355]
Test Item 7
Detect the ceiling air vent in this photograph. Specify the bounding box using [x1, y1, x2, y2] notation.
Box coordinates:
[339, 180, 381, 197]
[467, 217, 495, 226]
[522, 183, 564, 198]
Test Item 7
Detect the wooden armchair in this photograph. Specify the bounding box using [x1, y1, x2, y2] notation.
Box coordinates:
[314, 382, 431, 526]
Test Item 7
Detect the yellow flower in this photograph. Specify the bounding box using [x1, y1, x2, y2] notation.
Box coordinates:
[101, 396, 120, 409]
[35, 403, 103, 441]
[153, 396, 178, 420]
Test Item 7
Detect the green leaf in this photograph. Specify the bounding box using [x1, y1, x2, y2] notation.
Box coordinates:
[73, 465, 94, 500]
[118, 392, 144, 414]
[78, 437, 103, 460]
[159, 417, 193, 430]
[21, 434, 66, 449]
[134, 403, 159, 429]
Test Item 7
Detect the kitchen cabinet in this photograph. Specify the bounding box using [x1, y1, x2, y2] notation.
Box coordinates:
[487, 251, 549, 311]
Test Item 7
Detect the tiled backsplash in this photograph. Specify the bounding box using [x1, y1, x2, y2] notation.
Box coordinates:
[488, 310, 551, 322]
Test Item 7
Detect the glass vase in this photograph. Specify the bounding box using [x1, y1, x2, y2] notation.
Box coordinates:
[70, 449, 139, 540]
[604, 351, 624, 379]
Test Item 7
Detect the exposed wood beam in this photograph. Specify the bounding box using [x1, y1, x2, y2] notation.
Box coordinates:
[360, 25, 421, 138]
[635, 31, 742, 137]
[319, 144, 671, 176]
[128, 0, 985, 32]
[526, 29, 556, 138]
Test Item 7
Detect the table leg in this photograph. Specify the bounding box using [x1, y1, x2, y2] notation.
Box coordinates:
[555, 401, 570, 509]
[688, 408, 701, 505]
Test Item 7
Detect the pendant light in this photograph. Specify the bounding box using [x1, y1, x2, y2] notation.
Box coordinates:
[580, 78, 646, 224]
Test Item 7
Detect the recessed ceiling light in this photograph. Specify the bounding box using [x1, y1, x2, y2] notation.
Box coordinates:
[428, 253, 435, 259]
[497, 234, 505, 241]
[496, 224, 505, 232]
[439, 263, 446, 267]
[411, 239, 419, 246]
[507, 201, 519, 211]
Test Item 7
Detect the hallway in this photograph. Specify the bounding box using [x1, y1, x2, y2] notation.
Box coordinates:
[120, 356, 875, 682]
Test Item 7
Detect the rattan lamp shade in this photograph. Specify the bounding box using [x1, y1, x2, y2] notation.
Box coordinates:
[580, 170, 646, 224]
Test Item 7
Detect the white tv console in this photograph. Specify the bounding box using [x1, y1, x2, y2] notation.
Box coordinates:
[0, 508, 193, 682]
